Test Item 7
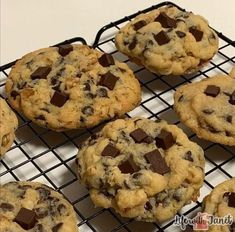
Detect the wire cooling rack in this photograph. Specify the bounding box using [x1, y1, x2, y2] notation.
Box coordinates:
[0, 2, 234, 232]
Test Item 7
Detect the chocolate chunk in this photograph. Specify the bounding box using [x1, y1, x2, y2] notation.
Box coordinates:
[156, 130, 174, 150]
[202, 109, 214, 115]
[144, 201, 152, 210]
[35, 224, 44, 232]
[226, 115, 233, 123]
[130, 128, 148, 143]
[35, 115, 46, 120]
[50, 91, 68, 107]
[128, 37, 137, 50]
[118, 158, 140, 174]
[229, 91, 235, 105]
[58, 44, 73, 56]
[230, 223, 235, 232]
[99, 71, 119, 90]
[34, 207, 48, 219]
[98, 53, 115, 67]
[184, 151, 194, 162]
[0, 202, 14, 211]
[155, 12, 176, 28]
[101, 144, 120, 157]
[31, 66, 51, 80]
[83, 83, 91, 91]
[14, 207, 37, 230]
[52, 223, 63, 232]
[178, 95, 184, 102]
[57, 204, 66, 215]
[189, 27, 203, 42]
[154, 30, 170, 45]
[97, 88, 108, 97]
[11, 90, 19, 99]
[173, 190, 182, 202]
[144, 149, 170, 175]
[36, 187, 51, 201]
[143, 136, 154, 144]
[133, 20, 146, 30]
[204, 85, 220, 97]
[176, 31, 186, 38]
[228, 192, 235, 208]
[82, 106, 94, 116]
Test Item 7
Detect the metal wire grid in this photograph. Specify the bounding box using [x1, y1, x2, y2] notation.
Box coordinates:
[0, 1, 234, 231]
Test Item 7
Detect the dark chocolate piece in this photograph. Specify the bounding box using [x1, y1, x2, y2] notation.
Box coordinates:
[0, 202, 14, 211]
[184, 151, 194, 162]
[58, 44, 73, 56]
[36, 187, 51, 201]
[229, 91, 235, 105]
[101, 144, 120, 157]
[189, 27, 203, 42]
[11, 90, 19, 99]
[98, 53, 115, 67]
[204, 85, 220, 97]
[31, 66, 51, 80]
[83, 83, 91, 91]
[154, 30, 170, 45]
[35, 207, 48, 219]
[144, 149, 170, 175]
[82, 106, 94, 116]
[176, 31, 186, 38]
[230, 223, 235, 232]
[97, 88, 108, 97]
[118, 158, 140, 174]
[35, 224, 44, 232]
[130, 128, 148, 143]
[202, 109, 214, 115]
[228, 192, 235, 208]
[144, 201, 152, 210]
[35, 115, 46, 121]
[14, 207, 37, 230]
[226, 115, 232, 123]
[133, 20, 147, 30]
[128, 37, 137, 50]
[155, 12, 176, 28]
[52, 223, 63, 232]
[155, 130, 174, 150]
[50, 91, 68, 107]
[99, 71, 119, 90]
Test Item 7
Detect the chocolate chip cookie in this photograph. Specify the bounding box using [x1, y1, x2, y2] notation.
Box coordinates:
[174, 68, 235, 146]
[5, 44, 141, 131]
[76, 117, 205, 222]
[115, 5, 218, 75]
[0, 181, 78, 232]
[198, 178, 235, 232]
[0, 97, 18, 156]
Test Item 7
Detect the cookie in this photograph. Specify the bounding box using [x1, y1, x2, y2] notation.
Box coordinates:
[115, 5, 218, 75]
[5, 44, 141, 131]
[0, 97, 18, 156]
[0, 181, 78, 232]
[174, 68, 235, 146]
[76, 117, 205, 222]
[198, 178, 235, 232]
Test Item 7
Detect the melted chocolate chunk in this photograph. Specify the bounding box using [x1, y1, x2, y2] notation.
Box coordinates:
[228, 192, 235, 208]
[118, 158, 140, 174]
[133, 20, 146, 30]
[83, 83, 91, 91]
[99, 72, 119, 90]
[230, 223, 235, 232]
[130, 128, 148, 143]
[82, 106, 94, 116]
[144, 149, 170, 175]
[97, 88, 108, 97]
[52, 223, 63, 232]
[229, 91, 235, 105]
[202, 109, 214, 115]
[57, 204, 66, 215]
[189, 27, 203, 42]
[154, 30, 170, 45]
[11, 90, 19, 99]
[156, 130, 174, 150]
[14, 207, 37, 230]
[204, 85, 220, 97]
[31, 66, 51, 80]
[35, 224, 44, 232]
[58, 44, 73, 56]
[144, 201, 152, 210]
[184, 151, 194, 162]
[98, 53, 115, 67]
[36, 187, 51, 201]
[35, 115, 46, 120]
[101, 144, 120, 157]
[176, 31, 186, 38]
[128, 37, 137, 50]
[0, 202, 14, 211]
[143, 136, 154, 144]
[226, 115, 233, 123]
[34, 207, 48, 219]
[50, 91, 68, 107]
[155, 12, 176, 28]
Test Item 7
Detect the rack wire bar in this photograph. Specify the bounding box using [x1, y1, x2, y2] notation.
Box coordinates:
[0, 2, 234, 231]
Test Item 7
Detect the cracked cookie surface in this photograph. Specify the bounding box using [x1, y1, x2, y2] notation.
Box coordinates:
[199, 178, 235, 232]
[5, 44, 141, 131]
[0, 97, 18, 155]
[0, 181, 78, 232]
[76, 117, 205, 222]
[174, 69, 235, 146]
[115, 5, 218, 75]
